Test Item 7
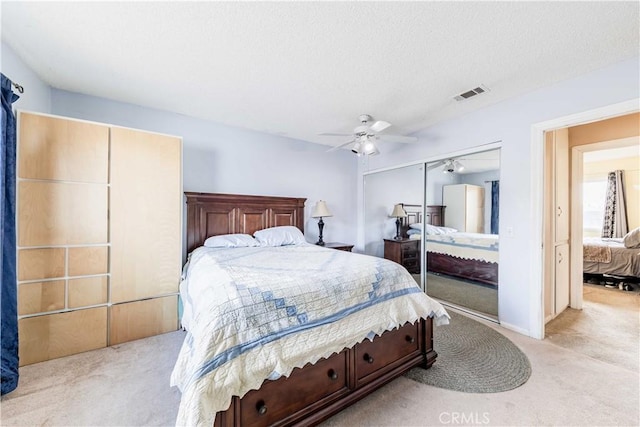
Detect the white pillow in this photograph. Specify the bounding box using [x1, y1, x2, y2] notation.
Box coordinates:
[204, 233, 259, 248]
[425, 224, 458, 235]
[623, 227, 640, 249]
[409, 223, 422, 230]
[254, 226, 306, 246]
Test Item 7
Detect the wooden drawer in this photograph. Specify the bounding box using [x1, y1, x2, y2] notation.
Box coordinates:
[403, 258, 419, 271]
[237, 351, 348, 426]
[384, 239, 421, 274]
[402, 245, 418, 256]
[355, 322, 420, 383]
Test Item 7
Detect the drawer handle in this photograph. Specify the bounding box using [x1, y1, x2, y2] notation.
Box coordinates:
[405, 335, 415, 344]
[256, 400, 267, 416]
[327, 369, 339, 380]
[363, 353, 374, 364]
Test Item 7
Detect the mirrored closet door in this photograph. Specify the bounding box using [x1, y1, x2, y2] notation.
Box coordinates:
[363, 149, 501, 320]
[423, 149, 500, 319]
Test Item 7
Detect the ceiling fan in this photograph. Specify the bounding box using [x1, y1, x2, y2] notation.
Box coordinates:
[426, 158, 467, 174]
[320, 114, 418, 155]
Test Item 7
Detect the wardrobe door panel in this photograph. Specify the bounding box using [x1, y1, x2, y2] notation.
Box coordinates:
[18, 181, 108, 246]
[109, 296, 178, 345]
[18, 307, 107, 366]
[110, 128, 181, 303]
[68, 276, 108, 308]
[18, 112, 109, 183]
[18, 248, 65, 281]
[68, 246, 109, 276]
[18, 280, 65, 315]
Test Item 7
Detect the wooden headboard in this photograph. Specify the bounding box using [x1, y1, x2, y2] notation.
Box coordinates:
[399, 204, 445, 237]
[185, 192, 306, 253]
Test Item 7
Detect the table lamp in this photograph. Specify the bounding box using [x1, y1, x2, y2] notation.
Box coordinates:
[312, 200, 332, 246]
[391, 204, 407, 240]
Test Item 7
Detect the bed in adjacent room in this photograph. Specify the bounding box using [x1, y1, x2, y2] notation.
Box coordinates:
[583, 236, 640, 279]
[402, 204, 499, 287]
[171, 193, 449, 427]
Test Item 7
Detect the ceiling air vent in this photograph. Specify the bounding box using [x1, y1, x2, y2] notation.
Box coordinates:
[454, 85, 489, 102]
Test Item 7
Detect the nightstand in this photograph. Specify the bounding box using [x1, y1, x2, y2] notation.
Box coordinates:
[324, 242, 354, 252]
[383, 239, 420, 273]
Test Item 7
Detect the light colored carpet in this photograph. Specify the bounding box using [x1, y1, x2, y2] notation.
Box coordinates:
[2, 305, 638, 426]
[545, 283, 640, 373]
[405, 311, 530, 393]
[425, 272, 498, 317]
[0, 331, 185, 426]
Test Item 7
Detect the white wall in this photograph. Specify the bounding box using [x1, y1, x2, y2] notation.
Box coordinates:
[363, 164, 423, 257]
[357, 57, 640, 338]
[47, 90, 358, 257]
[1, 42, 51, 113]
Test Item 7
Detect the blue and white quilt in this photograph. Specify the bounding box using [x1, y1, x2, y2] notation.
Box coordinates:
[170, 243, 448, 426]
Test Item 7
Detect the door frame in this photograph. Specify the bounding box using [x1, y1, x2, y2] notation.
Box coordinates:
[530, 98, 639, 339]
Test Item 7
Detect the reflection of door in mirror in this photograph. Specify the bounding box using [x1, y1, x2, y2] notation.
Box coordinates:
[364, 164, 424, 285]
[424, 149, 500, 320]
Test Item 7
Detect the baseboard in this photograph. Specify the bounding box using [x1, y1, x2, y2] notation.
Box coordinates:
[499, 321, 538, 339]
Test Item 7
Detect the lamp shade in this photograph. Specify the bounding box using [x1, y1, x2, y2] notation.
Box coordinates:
[390, 204, 407, 218]
[312, 200, 332, 218]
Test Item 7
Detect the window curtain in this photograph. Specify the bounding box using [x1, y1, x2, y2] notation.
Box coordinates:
[490, 180, 499, 235]
[601, 170, 628, 238]
[1, 73, 19, 395]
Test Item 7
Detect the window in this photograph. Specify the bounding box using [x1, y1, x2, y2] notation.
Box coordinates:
[583, 179, 607, 237]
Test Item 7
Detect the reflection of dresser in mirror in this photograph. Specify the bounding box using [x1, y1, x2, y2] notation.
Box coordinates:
[384, 205, 445, 273]
[442, 184, 484, 233]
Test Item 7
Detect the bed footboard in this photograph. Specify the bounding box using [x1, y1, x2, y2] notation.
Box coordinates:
[214, 317, 435, 427]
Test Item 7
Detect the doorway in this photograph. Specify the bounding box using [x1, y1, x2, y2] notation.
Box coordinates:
[537, 106, 639, 337]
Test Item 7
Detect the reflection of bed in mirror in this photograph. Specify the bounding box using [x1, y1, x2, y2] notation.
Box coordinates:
[401, 203, 499, 287]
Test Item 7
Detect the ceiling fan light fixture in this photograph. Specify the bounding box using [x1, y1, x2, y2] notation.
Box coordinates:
[443, 159, 454, 173]
[363, 143, 379, 156]
[442, 159, 465, 173]
[361, 136, 379, 155]
[351, 140, 363, 155]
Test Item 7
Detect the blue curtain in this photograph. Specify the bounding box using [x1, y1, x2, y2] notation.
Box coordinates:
[1, 73, 19, 395]
[490, 180, 499, 235]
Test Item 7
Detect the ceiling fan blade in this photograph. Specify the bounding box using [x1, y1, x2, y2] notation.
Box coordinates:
[369, 120, 391, 133]
[326, 139, 355, 152]
[378, 134, 418, 143]
[318, 132, 352, 137]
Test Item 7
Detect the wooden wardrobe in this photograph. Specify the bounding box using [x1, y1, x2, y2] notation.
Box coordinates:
[17, 112, 182, 366]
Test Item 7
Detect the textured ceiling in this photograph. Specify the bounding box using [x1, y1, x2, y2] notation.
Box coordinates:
[2, 2, 638, 148]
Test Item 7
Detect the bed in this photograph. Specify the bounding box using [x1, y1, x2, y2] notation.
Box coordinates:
[402, 204, 499, 287]
[583, 237, 640, 279]
[172, 193, 449, 427]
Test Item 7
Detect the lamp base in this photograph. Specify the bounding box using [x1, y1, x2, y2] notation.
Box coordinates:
[316, 217, 325, 246]
[394, 218, 402, 240]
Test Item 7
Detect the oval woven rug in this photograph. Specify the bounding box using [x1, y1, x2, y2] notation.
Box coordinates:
[405, 311, 531, 393]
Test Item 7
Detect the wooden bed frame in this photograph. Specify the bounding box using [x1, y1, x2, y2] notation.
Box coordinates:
[402, 203, 499, 287]
[184, 192, 437, 427]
